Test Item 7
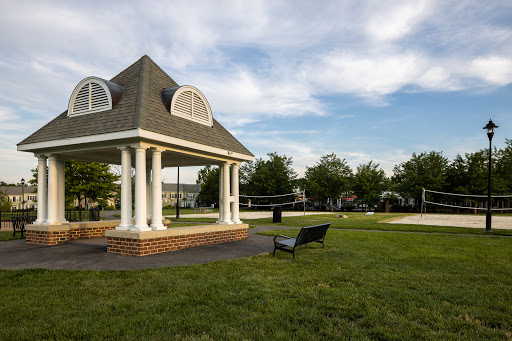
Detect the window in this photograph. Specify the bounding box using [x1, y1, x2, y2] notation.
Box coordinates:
[187, 193, 194, 199]
[171, 193, 175, 199]
[162, 193, 166, 198]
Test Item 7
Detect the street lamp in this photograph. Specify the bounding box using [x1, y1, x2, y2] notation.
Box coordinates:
[483, 119, 498, 232]
[176, 167, 180, 219]
[20, 178, 25, 215]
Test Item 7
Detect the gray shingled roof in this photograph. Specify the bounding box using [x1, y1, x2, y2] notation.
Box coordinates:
[18, 55, 253, 157]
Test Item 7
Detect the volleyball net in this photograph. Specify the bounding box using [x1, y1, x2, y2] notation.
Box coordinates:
[239, 191, 306, 209]
[421, 188, 512, 216]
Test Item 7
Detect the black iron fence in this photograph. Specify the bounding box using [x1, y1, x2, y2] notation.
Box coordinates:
[0, 208, 100, 229]
[65, 208, 100, 222]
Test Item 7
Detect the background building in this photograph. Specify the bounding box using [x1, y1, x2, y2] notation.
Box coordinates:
[6, 185, 37, 210]
[162, 183, 200, 208]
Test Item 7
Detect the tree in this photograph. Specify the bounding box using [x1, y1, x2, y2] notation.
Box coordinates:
[495, 139, 512, 194]
[30, 161, 119, 209]
[196, 166, 219, 206]
[392, 151, 448, 205]
[241, 152, 297, 197]
[352, 161, 388, 211]
[0, 194, 10, 211]
[65, 161, 119, 208]
[0, 181, 14, 211]
[305, 153, 352, 211]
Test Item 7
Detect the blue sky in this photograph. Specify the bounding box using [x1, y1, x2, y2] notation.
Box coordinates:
[1, 0, 512, 185]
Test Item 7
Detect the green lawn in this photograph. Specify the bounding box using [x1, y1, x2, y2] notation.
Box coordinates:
[1, 214, 512, 339]
[0, 231, 24, 241]
[247, 212, 512, 236]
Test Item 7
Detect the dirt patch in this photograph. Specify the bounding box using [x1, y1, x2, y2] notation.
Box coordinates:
[390, 214, 512, 230]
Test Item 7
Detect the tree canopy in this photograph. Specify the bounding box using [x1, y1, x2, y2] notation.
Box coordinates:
[195, 166, 219, 206]
[352, 161, 388, 210]
[305, 153, 352, 208]
[240, 152, 297, 197]
[30, 161, 119, 208]
[391, 151, 449, 204]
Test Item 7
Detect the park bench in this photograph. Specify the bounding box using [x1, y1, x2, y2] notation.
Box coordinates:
[11, 216, 36, 237]
[273, 223, 331, 258]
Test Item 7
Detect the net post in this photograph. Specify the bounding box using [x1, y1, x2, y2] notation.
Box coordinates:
[421, 188, 425, 218]
[303, 190, 306, 216]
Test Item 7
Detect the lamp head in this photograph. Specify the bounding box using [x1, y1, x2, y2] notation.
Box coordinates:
[20, 178, 25, 185]
[483, 119, 498, 140]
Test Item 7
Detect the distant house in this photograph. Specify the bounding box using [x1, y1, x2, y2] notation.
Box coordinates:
[6, 185, 37, 210]
[162, 183, 201, 208]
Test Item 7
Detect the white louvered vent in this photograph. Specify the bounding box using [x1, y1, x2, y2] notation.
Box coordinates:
[193, 93, 209, 122]
[68, 77, 120, 117]
[90, 82, 110, 111]
[72, 84, 90, 115]
[169, 86, 213, 127]
[174, 91, 193, 118]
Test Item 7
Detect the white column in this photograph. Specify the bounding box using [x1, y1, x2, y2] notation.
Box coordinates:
[34, 155, 47, 224]
[146, 167, 152, 220]
[216, 164, 224, 224]
[117, 147, 132, 230]
[150, 149, 165, 230]
[220, 162, 233, 224]
[131, 146, 150, 231]
[231, 163, 242, 224]
[45, 156, 60, 225]
[57, 159, 67, 223]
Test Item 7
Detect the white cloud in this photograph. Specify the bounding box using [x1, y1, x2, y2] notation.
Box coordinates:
[470, 56, 512, 86]
[187, 68, 325, 127]
[364, 0, 431, 41]
[307, 50, 423, 103]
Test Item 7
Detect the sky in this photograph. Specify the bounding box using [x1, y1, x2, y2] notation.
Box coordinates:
[1, 0, 512, 186]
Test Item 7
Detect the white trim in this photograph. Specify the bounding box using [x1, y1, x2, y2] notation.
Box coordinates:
[18, 128, 254, 162]
[68, 77, 113, 117]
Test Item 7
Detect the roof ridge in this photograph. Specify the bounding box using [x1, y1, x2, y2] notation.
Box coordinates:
[146, 56, 180, 87]
[133, 56, 151, 128]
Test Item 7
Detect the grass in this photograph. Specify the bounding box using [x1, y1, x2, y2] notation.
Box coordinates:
[1, 214, 512, 339]
[246, 212, 512, 237]
[0, 231, 24, 241]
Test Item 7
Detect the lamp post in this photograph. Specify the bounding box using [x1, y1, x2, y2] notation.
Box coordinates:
[483, 119, 498, 232]
[183, 185, 187, 209]
[176, 167, 180, 219]
[20, 178, 25, 217]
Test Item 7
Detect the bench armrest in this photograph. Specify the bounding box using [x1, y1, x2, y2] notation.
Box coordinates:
[274, 234, 293, 243]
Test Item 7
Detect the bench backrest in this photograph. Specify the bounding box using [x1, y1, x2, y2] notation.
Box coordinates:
[11, 216, 36, 231]
[295, 223, 331, 246]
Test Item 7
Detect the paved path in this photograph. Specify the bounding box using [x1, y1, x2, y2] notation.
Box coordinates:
[0, 225, 299, 271]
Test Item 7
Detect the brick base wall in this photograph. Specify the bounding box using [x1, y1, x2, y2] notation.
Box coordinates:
[26, 230, 69, 245]
[26, 223, 118, 245]
[107, 228, 248, 256]
[69, 225, 116, 240]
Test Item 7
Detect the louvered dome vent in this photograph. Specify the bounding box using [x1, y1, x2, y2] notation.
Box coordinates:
[67, 77, 124, 117]
[160, 86, 213, 127]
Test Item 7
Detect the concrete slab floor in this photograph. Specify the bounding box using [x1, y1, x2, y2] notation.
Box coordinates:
[0, 225, 301, 271]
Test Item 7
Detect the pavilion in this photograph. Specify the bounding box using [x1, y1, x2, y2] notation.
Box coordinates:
[17, 55, 254, 255]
